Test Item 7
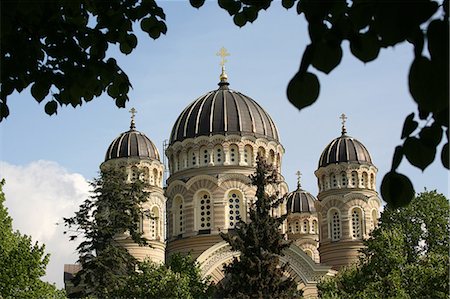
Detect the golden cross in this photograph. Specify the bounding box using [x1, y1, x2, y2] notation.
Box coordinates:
[340, 113, 347, 134]
[296, 170, 302, 188]
[129, 107, 137, 129]
[216, 47, 230, 67]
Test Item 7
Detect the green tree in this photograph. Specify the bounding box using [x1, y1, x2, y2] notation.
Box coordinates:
[218, 156, 301, 298]
[64, 166, 150, 298]
[1, 0, 167, 119]
[0, 179, 66, 298]
[113, 253, 214, 298]
[317, 190, 449, 298]
[191, 0, 449, 207]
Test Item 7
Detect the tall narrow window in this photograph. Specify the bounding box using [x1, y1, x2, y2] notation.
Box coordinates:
[351, 171, 358, 187]
[362, 172, 369, 188]
[372, 209, 378, 228]
[302, 220, 308, 233]
[331, 173, 337, 188]
[214, 145, 223, 165]
[149, 206, 159, 240]
[268, 150, 275, 165]
[173, 196, 184, 235]
[312, 220, 318, 234]
[200, 146, 209, 166]
[330, 210, 341, 241]
[229, 144, 239, 165]
[130, 166, 139, 182]
[370, 173, 375, 189]
[295, 220, 300, 233]
[341, 172, 347, 187]
[257, 147, 265, 159]
[198, 192, 212, 230]
[243, 145, 253, 166]
[228, 190, 243, 228]
[351, 208, 363, 239]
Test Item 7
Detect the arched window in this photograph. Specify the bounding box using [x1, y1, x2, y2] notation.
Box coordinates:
[321, 175, 326, 191]
[149, 206, 160, 240]
[329, 210, 341, 241]
[370, 173, 375, 189]
[176, 152, 182, 171]
[362, 172, 369, 188]
[257, 146, 266, 159]
[268, 149, 275, 165]
[227, 190, 244, 228]
[276, 153, 281, 170]
[294, 220, 300, 233]
[331, 173, 337, 188]
[130, 166, 139, 182]
[351, 208, 363, 239]
[372, 209, 378, 228]
[188, 148, 197, 167]
[173, 196, 184, 235]
[341, 172, 347, 187]
[302, 220, 308, 233]
[214, 145, 224, 165]
[351, 171, 358, 187]
[152, 169, 158, 186]
[198, 192, 212, 231]
[304, 249, 313, 258]
[200, 146, 209, 166]
[312, 220, 318, 234]
[243, 145, 253, 166]
[229, 144, 239, 165]
[288, 223, 293, 233]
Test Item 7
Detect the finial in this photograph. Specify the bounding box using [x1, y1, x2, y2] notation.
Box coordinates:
[216, 47, 230, 84]
[129, 107, 137, 130]
[295, 170, 302, 189]
[340, 113, 347, 135]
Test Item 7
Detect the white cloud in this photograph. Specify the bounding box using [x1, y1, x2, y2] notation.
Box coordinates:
[0, 160, 90, 289]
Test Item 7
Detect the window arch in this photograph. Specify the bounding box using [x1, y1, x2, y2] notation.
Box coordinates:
[370, 173, 375, 189]
[351, 208, 363, 239]
[268, 149, 275, 165]
[257, 146, 266, 159]
[321, 175, 326, 191]
[152, 169, 158, 186]
[214, 145, 224, 165]
[329, 209, 341, 241]
[197, 191, 212, 231]
[304, 249, 313, 259]
[312, 219, 318, 234]
[331, 173, 337, 188]
[130, 166, 139, 182]
[294, 220, 300, 233]
[243, 145, 253, 166]
[173, 196, 184, 235]
[200, 146, 209, 166]
[351, 171, 358, 187]
[149, 206, 160, 240]
[188, 148, 197, 167]
[341, 171, 347, 187]
[229, 144, 239, 165]
[226, 190, 244, 228]
[362, 172, 369, 188]
[302, 220, 308, 233]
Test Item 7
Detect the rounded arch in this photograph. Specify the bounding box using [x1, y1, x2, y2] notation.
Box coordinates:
[224, 189, 246, 228]
[194, 189, 213, 232]
[327, 208, 341, 241]
[229, 143, 239, 165]
[243, 144, 254, 166]
[350, 206, 364, 239]
[173, 195, 184, 236]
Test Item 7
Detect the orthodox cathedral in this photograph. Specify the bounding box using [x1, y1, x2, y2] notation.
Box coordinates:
[65, 49, 381, 298]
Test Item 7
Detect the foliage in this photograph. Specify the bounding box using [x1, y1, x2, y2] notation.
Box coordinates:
[191, 0, 449, 208]
[218, 156, 301, 298]
[64, 166, 150, 297]
[113, 253, 214, 298]
[0, 179, 66, 298]
[317, 190, 450, 298]
[1, 0, 167, 119]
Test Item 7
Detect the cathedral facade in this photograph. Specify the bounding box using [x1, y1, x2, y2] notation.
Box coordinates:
[93, 64, 381, 297]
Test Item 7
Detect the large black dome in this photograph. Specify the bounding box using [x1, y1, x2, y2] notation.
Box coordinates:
[169, 83, 279, 144]
[318, 133, 372, 168]
[105, 123, 160, 162]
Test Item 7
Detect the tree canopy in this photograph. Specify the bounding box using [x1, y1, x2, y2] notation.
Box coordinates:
[64, 166, 150, 297]
[317, 190, 449, 298]
[0, 180, 65, 298]
[2, 0, 448, 207]
[218, 156, 301, 298]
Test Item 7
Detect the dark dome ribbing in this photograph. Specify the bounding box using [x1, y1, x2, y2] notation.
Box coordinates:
[318, 134, 372, 168]
[105, 129, 160, 161]
[286, 187, 317, 214]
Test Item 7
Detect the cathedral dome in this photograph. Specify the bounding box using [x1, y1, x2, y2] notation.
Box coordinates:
[318, 117, 372, 168]
[286, 185, 317, 214]
[169, 82, 279, 145]
[105, 113, 160, 162]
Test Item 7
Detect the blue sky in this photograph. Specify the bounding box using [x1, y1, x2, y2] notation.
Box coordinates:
[0, 1, 447, 288]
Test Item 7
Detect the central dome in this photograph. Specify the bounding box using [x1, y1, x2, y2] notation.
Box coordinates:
[169, 83, 279, 144]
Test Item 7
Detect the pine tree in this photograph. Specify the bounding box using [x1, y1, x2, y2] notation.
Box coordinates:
[218, 156, 301, 298]
[64, 166, 150, 297]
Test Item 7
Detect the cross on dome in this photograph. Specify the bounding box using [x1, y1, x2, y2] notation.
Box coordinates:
[340, 113, 347, 135]
[296, 170, 302, 188]
[129, 107, 137, 130]
[216, 47, 230, 83]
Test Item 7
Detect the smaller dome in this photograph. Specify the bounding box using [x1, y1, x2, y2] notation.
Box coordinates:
[105, 116, 160, 162]
[318, 134, 372, 168]
[286, 186, 317, 214]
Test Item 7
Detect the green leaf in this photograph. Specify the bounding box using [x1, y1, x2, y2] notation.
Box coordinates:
[282, 0, 295, 9]
[119, 42, 132, 55]
[311, 41, 342, 74]
[350, 32, 380, 63]
[44, 100, 57, 116]
[391, 146, 403, 171]
[287, 72, 320, 110]
[189, 0, 205, 9]
[427, 20, 448, 64]
[441, 143, 449, 169]
[233, 12, 247, 27]
[401, 113, 418, 139]
[403, 137, 436, 171]
[107, 84, 119, 98]
[381, 171, 415, 208]
[31, 81, 51, 103]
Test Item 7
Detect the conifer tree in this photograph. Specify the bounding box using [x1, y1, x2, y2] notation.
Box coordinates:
[219, 156, 301, 298]
[64, 166, 150, 298]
